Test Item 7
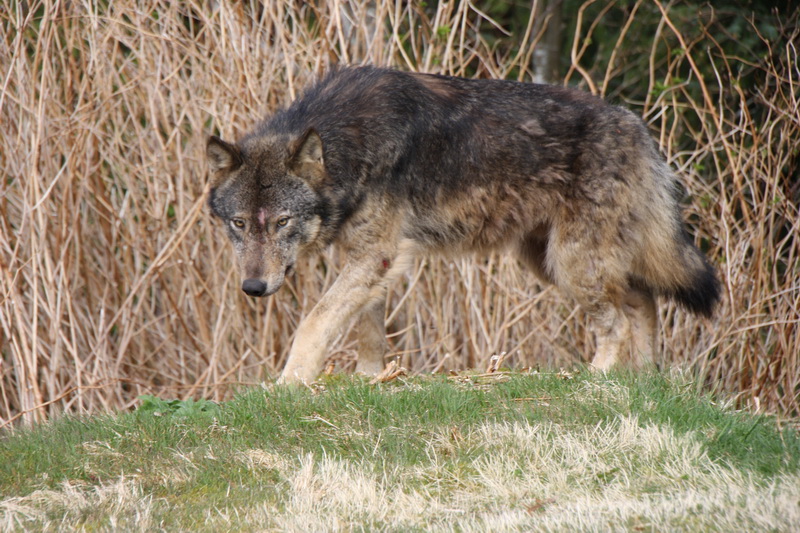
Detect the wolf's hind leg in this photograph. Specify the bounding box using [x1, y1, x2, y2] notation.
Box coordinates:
[622, 287, 657, 368]
[355, 292, 388, 376]
[548, 220, 634, 370]
[583, 294, 631, 371]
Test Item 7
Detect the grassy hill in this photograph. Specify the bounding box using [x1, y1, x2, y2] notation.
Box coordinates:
[1, 370, 799, 531]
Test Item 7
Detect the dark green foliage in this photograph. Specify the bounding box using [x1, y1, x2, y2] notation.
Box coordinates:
[136, 395, 221, 419]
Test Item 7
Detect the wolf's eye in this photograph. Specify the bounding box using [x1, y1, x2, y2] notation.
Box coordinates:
[231, 218, 245, 229]
[276, 216, 290, 228]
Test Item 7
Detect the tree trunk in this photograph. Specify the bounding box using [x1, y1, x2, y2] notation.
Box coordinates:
[532, 0, 564, 84]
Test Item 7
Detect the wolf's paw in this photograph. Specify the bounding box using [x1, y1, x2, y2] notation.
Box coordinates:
[276, 367, 316, 386]
[355, 359, 385, 376]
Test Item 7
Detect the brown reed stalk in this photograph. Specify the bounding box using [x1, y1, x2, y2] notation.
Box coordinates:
[1, 0, 797, 426]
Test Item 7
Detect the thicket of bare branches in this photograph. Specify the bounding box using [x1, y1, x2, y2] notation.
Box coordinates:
[1, 0, 798, 425]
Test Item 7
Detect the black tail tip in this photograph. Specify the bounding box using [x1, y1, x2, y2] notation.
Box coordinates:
[671, 264, 721, 318]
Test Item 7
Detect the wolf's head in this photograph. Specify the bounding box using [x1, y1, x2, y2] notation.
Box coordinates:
[206, 130, 326, 297]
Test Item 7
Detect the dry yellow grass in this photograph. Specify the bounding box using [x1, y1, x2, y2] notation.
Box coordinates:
[3, 417, 799, 531]
[1, 0, 798, 425]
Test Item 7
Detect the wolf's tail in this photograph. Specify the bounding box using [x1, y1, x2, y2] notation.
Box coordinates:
[635, 169, 721, 317]
[635, 229, 720, 317]
[662, 241, 719, 317]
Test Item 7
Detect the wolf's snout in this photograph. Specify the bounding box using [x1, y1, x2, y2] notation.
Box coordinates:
[242, 278, 269, 297]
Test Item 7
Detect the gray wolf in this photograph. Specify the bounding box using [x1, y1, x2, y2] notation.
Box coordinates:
[206, 65, 719, 384]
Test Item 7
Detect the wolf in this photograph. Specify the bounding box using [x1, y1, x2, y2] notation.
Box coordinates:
[206, 65, 720, 384]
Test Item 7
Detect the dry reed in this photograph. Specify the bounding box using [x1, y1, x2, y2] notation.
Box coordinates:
[1, 0, 798, 425]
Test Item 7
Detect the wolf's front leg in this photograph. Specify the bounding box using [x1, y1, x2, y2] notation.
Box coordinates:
[355, 291, 388, 376]
[278, 261, 388, 384]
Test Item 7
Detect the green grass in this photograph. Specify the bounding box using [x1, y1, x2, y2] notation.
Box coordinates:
[1, 370, 799, 531]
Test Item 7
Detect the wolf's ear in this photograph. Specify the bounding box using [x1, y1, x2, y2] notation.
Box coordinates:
[207, 136, 243, 174]
[288, 129, 326, 185]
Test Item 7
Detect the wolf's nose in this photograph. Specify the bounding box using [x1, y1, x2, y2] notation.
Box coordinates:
[242, 279, 268, 297]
